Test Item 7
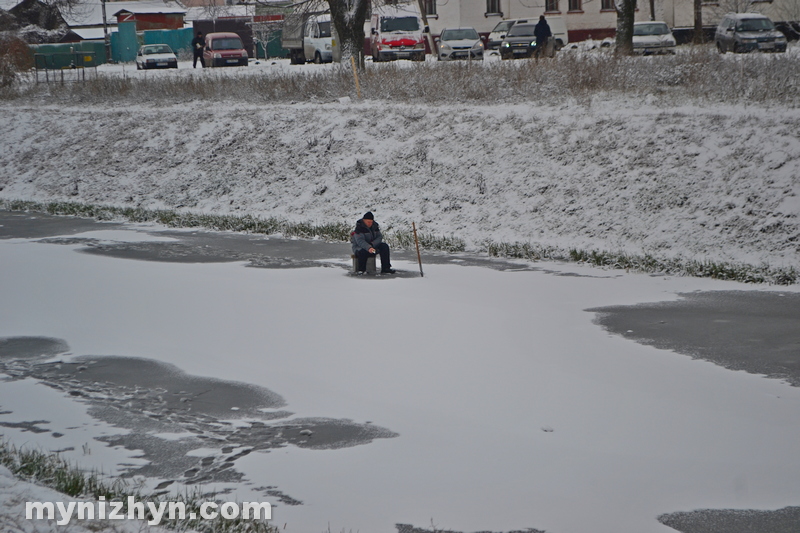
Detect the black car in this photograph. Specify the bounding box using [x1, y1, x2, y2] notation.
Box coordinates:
[499, 23, 538, 59]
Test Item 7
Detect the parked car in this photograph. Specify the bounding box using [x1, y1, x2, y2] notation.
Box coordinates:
[499, 23, 538, 59]
[632, 21, 676, 55]
[715, 13, 787, 53]
[436, 27, 484, 61]
[370, 4, 427, 62]
[203, 32, 249, 67]
[135, 44, 178, 70]
[489, 17, 568, 51]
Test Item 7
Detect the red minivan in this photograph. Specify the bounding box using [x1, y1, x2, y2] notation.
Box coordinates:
[203, 32, 249, 67]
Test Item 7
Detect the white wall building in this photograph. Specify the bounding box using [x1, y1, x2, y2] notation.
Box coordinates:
[411, 0, 798, 41]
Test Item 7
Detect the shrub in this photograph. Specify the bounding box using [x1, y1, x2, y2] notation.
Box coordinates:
[0, 34, 33, 88]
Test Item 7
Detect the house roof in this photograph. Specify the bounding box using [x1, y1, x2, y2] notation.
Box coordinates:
[112, 4, 186, 17]
[61, 0, 184, 28]
[69, 26, 107, 39]
[183, 5, 254, 22]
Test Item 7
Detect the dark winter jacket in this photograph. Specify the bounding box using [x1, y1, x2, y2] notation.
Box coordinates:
[351, 219, 384, 254]
[191, 36, 205, 56]
[534, 20, 552, 43]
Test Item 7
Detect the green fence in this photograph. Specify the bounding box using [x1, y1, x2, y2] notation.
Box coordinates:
[256, 30, 288, 58]
[30, 42, 105, 67]
[143, 27, 194, 57]
[111, 21, 138, 63]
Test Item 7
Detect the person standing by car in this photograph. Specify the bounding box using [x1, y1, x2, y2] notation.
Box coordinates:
[192, 31, 205, 68]
[351, 212, 395, 275]
[534, 16, 552, 59]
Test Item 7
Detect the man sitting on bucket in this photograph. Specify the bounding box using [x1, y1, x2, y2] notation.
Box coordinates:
[351, 212, 395, 275]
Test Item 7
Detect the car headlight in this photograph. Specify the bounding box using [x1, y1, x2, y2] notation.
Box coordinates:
[213, 53, 221, 59]
[501, 41, 510, 48]
[325, 44, 332, 50]
[531, 40, 537, 47]
[776, 34, 787, 41]
[741, 38, 756, 43]
[440, 43, 452, 51]
[472, 41, 484, 50]
[414, 43, 425, 49]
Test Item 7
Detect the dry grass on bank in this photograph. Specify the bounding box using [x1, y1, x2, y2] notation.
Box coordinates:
[1, 45, 799, 105]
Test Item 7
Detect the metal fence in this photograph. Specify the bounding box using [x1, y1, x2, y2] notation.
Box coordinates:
[33, 51, 98, 83]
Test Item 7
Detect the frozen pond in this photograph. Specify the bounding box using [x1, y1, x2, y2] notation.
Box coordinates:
[1, 210, 799, 533]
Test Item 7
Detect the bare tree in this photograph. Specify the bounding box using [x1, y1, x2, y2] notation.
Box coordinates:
[249, 19, 283, 59]
[709, 0, 764, 15]
[775, 0, 800, 20]
[327, 0, 369, 68]
[693, 0, 703, 43]
[615, 0, 636, 55]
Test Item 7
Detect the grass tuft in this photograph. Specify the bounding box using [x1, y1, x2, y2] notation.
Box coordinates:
[0, 438, 278, 532]
[2, 199, 796, 284]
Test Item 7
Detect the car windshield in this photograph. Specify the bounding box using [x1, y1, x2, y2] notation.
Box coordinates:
[441, 28, 479, 41]
[633, 23, 670, 36]
[381, 16, 420, 32]
[143, 45, 172, 55]
[211, 38, 243, 50]
[491, 21, 515, 33]
[319, 21, 331, 38]
[736, 18, 774, 31]
[507, 24, 536, 37]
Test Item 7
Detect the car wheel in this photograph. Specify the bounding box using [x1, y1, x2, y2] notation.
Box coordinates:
[314, 52, 322, 64]
[717, 42, 724, 54]
[733, 43, 739, 53]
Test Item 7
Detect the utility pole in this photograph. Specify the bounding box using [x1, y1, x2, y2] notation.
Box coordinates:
[101, 0, 111, 62]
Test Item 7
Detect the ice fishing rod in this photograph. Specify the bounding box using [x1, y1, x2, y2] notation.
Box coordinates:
[413, 222, 423, 277]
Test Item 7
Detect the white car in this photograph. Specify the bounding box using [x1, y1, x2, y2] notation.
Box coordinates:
[632, 21, 677, 55]
[436, 27, 484, 61]
[135, 44, 178, 70]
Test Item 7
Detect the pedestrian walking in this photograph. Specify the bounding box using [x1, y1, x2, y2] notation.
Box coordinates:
[192, 31, 206, 68]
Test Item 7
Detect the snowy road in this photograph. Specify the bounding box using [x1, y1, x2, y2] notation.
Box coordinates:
[1, 210, 799, 533]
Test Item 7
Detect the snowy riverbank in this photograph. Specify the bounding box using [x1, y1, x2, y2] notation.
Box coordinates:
[1, 97, 798, 273]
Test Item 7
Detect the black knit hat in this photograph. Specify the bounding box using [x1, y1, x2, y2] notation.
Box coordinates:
[363, 212, 374, 220]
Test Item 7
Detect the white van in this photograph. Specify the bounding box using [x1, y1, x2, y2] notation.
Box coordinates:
[488, 16, 568, 50]
[303, 14, 333, 63]
[370, 3, 427, 61]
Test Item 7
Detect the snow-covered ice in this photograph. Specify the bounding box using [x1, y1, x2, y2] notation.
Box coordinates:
[0, 225, 799, 533]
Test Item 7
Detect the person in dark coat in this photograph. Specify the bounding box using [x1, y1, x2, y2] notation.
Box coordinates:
[351, 212, 395, 274]
[534, 16, 552, 59]
[192, 31, 205, 68]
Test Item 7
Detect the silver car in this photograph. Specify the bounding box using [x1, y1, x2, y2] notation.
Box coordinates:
[715, 13, 787, 53]
[632, 22, 676, 55]
[436, 28, 484, 61]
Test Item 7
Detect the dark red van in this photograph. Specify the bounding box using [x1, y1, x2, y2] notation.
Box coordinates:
[203, 32, 249, 67]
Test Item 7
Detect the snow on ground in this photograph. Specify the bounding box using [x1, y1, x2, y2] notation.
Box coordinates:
[1, 67, 799, 269]
[1, 51, 799, 532]
[0, 465, 176, 533]
[0, 49, 800, 267]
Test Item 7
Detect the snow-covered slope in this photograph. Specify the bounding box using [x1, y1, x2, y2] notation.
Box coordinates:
[0, 97, 798, 268]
